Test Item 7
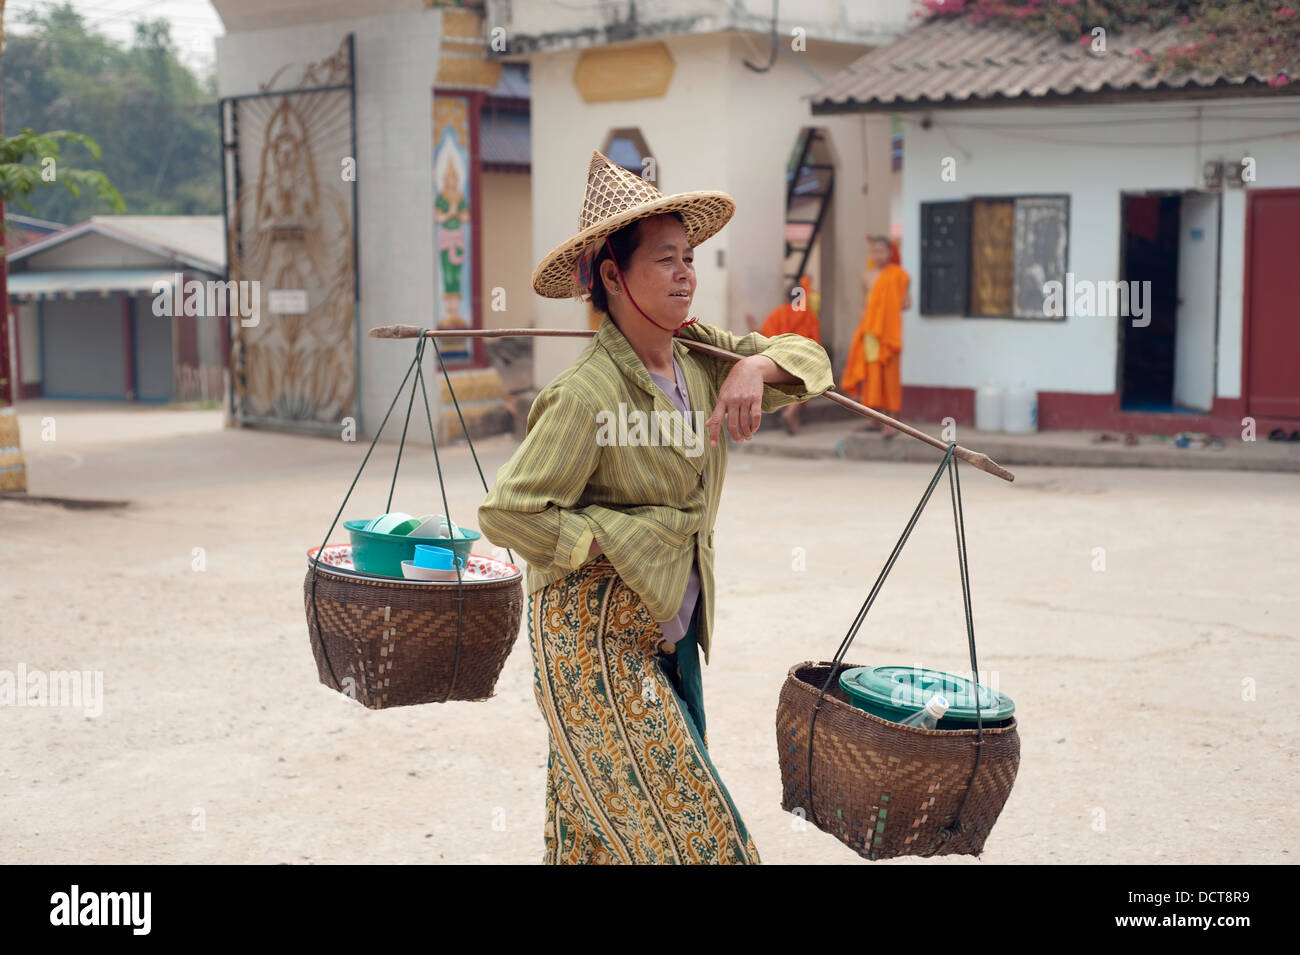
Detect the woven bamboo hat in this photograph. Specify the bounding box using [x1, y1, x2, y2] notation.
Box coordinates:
[531, 149, 736, 300]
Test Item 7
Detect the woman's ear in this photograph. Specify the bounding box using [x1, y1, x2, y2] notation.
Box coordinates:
[599, 260, 619, 295]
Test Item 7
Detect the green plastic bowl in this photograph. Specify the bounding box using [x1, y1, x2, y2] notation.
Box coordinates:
[344, 518, 481, 578]
[839, 665, 1015, 729]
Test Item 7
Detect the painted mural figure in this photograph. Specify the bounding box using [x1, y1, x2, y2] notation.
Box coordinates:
[435, 162, 469, 330]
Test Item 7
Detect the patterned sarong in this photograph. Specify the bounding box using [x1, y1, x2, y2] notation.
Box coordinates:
[530, 555, 761, 864]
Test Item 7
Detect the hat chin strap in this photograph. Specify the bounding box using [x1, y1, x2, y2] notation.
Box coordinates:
[605, 235, 698, 337]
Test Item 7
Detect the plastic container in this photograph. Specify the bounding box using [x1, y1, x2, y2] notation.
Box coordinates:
[365, 512, 419, 535]
[975, 379, 1004, 432]
[1002, 381, 1038, 434]
[345, 518, 480, 577]
[838, 665, 1015, 729]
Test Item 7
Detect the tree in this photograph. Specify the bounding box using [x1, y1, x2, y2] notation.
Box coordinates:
[0, 127, 125, 236]
[1, 1, 220, 223]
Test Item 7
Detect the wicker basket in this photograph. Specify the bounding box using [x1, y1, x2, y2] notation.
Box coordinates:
[777, 661, 1020, 861]
[304, 547, 524, 708]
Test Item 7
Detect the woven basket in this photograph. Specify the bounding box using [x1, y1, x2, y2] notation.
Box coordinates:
[777, 661, 1020, 861]
[304, 552, 523, 708]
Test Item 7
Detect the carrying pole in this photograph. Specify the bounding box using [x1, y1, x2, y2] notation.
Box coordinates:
[369, 325, 1015, 484]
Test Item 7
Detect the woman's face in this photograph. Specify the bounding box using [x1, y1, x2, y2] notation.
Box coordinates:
[604, 214, 695, 327]
[871, 239, 892, 266]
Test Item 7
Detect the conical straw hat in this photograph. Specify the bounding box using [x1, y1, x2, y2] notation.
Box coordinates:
[531, 149, 735, 300]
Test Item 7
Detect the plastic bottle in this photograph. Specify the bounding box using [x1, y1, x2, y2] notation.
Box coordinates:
[899, 694, 950, 730]
[1003, 381, 1038, 434]
[975, 379, 1004, 432]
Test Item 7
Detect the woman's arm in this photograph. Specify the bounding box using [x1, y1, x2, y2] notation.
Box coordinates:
[477, 386, 601, 571]
[685, 322, 836, 412]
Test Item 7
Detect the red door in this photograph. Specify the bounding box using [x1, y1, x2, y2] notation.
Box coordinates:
[1245, 190, 1300, 419]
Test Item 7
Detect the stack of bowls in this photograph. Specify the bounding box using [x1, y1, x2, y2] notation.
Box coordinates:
[345, 512, 481, 578]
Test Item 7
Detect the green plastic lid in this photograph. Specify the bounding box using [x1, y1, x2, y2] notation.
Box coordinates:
[839, 666, 1015, 725]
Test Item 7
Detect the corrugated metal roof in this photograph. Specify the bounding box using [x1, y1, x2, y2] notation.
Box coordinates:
[8, 215, 225, 272]
[89, 216, 225, 270]
[488, 61, 530, 99]
[480, 108, 530, 167]
[810, 17, 1287, 112]
[6, 268, 210, 300]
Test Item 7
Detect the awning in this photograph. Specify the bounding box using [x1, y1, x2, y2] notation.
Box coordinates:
[5, 269, 208, 301]
[480, 109, 530, 169]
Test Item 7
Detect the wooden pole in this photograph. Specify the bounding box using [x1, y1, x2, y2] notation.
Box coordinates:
[369, 324, 1015, 483]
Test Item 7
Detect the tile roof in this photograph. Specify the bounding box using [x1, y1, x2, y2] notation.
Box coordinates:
[810, 16, 1289, 112]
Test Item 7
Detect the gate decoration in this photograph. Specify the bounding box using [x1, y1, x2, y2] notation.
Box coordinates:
[220, 35, 361, 434]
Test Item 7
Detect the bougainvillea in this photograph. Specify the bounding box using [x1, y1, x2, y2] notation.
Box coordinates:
[916, 0, 1297, 85]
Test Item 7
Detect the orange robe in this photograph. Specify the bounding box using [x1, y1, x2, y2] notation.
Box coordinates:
[759, 275, 821, 343]
[843, 263, 908, 412]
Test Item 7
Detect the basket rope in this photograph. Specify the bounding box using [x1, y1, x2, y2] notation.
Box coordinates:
[804, 442, 986, 854]
[308, 329, 515, 703]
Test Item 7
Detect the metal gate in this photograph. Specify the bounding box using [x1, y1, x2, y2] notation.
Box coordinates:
[219, 34, 361, 435]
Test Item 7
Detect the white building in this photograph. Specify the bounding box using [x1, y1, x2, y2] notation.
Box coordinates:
[489, 0, 912, 388]
[210, 0, 914, 441]
[6, 216, 228, 403]
[212, 0, 527, 442]
[812, 15, 1300, 437]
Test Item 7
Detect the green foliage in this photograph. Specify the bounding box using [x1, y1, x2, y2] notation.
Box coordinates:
[1, 2, 220, 223]
[0, 127, 125, 220]
[918, 0, 1298, 86]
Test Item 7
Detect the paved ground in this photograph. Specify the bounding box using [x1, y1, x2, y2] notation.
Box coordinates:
[2, 400, 1297, 864]
[738, 407, 1300, 474]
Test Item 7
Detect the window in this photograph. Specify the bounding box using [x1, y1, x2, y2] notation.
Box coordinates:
[920, 196, 1069, 318]
[602, 128, 655, 181]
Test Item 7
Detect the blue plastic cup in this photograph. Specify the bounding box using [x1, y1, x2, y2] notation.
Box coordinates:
[414, 544, 463, 570]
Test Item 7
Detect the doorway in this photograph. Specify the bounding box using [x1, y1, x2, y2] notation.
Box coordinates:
[1119, 191, 1220, 413]
[1245, 189, 1300, 421]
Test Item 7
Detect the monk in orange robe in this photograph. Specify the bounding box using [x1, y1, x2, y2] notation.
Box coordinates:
[843, 237, 910, 438]
[746, 275, 821, 435]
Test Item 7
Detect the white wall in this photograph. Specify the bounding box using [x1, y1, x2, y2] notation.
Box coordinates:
[216, 9, 441, 441]
[897, 96, 1300, 399]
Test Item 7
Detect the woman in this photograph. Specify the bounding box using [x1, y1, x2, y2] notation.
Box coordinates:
[843, 235, 910, 438]
[477, 151, 833, 864]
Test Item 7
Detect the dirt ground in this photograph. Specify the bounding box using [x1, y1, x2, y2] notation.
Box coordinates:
[2, 401, 1296, 864]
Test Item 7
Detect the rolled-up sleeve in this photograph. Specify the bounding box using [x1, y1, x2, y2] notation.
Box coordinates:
[686, 323, 835, 412]
[477, 385, 600, 570]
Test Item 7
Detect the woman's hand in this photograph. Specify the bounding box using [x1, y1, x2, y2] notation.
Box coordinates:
[705, 355, 770, 446]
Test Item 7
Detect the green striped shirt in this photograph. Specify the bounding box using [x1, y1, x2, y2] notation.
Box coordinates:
[477, 313, 834, 665]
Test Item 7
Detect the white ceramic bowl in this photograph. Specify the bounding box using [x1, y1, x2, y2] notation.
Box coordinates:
[409, 514, 465, 538]
[401, 559, 467, 581]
